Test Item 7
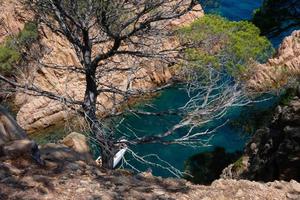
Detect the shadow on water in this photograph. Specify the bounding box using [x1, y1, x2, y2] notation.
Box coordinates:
[184, 147, 242, 185]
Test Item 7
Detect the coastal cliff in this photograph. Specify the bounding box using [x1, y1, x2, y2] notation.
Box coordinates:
[222, 91, 300, 183]
[0, 82, 299, 200]
[248, 30, 300, 91]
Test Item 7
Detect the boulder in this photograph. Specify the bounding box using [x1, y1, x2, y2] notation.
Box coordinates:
[0, 105, 27, 145]
[60, 132, 93, 163]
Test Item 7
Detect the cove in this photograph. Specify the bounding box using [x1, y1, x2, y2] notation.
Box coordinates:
[105, 85, 279, 178]
[28, 0, 295, 178]
[92, 0, 286, 177]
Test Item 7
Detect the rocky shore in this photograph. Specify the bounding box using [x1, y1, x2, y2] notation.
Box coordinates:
[248, 30, 300, 91]
[0, 0, 203, 133]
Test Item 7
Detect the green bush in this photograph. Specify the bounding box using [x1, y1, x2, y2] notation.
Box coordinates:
[0, 22, 38, 74]
[178, 15, 274, 78]
[0, 45, 20, 74]
[17, 22, 38, 46]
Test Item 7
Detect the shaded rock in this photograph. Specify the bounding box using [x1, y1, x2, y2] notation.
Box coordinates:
[184, 147, 242, 185]
[221, 156, 249, 180]
[222, 98, 300, 182]
[0, 106, 27, 145]
[2, 139, 36, 158]
[0, 105, 43, 164]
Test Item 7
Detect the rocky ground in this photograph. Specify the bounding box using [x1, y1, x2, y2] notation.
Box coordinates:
[1, 143, 300, 200]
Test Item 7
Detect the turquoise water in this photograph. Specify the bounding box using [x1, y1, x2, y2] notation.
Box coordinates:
[111, 85, 278, 177]
[103, 0, 279, 178]
[205, 0, 263, 21]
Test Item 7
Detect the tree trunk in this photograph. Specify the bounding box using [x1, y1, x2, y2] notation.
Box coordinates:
[82, 63, 116, 169]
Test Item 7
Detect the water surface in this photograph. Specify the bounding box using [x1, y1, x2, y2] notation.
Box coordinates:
[110, 86, 278, 177]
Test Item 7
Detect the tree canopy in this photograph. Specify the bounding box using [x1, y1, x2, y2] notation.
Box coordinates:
[178, 15, 274, 79]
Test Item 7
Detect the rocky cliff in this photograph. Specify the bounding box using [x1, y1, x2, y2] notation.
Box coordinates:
[0, 0, 203, 133]
[222, 91, 300, 183]
[248, 30, 300, 91]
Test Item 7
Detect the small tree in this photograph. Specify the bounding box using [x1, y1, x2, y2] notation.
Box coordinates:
[20, 0, 203, 169]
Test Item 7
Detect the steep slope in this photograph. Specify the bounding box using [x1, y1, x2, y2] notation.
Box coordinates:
[222, 93, 300, 183]
[0, 105, 299, 200]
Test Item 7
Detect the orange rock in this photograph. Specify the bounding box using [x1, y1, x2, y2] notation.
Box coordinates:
[248, 30, 300, 91]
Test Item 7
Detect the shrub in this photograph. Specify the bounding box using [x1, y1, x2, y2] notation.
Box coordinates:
[0, 45, 20, 74]
[178, 15, 274, 79]
[0, 22, 38, 74]
[17, 22, 38, 46]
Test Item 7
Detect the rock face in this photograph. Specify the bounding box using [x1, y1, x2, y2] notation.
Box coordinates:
[1, 143, 299, 200]
[0, 0, 204, 133]
[248, 30, 300, 91]
[222, 95, 300, 182]
[0, 0, 26, 43]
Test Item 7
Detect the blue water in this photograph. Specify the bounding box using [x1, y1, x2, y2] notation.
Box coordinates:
[204, 0, 263, 21]
[270, 26, 300, 48]
[109, 86, 278, 177]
